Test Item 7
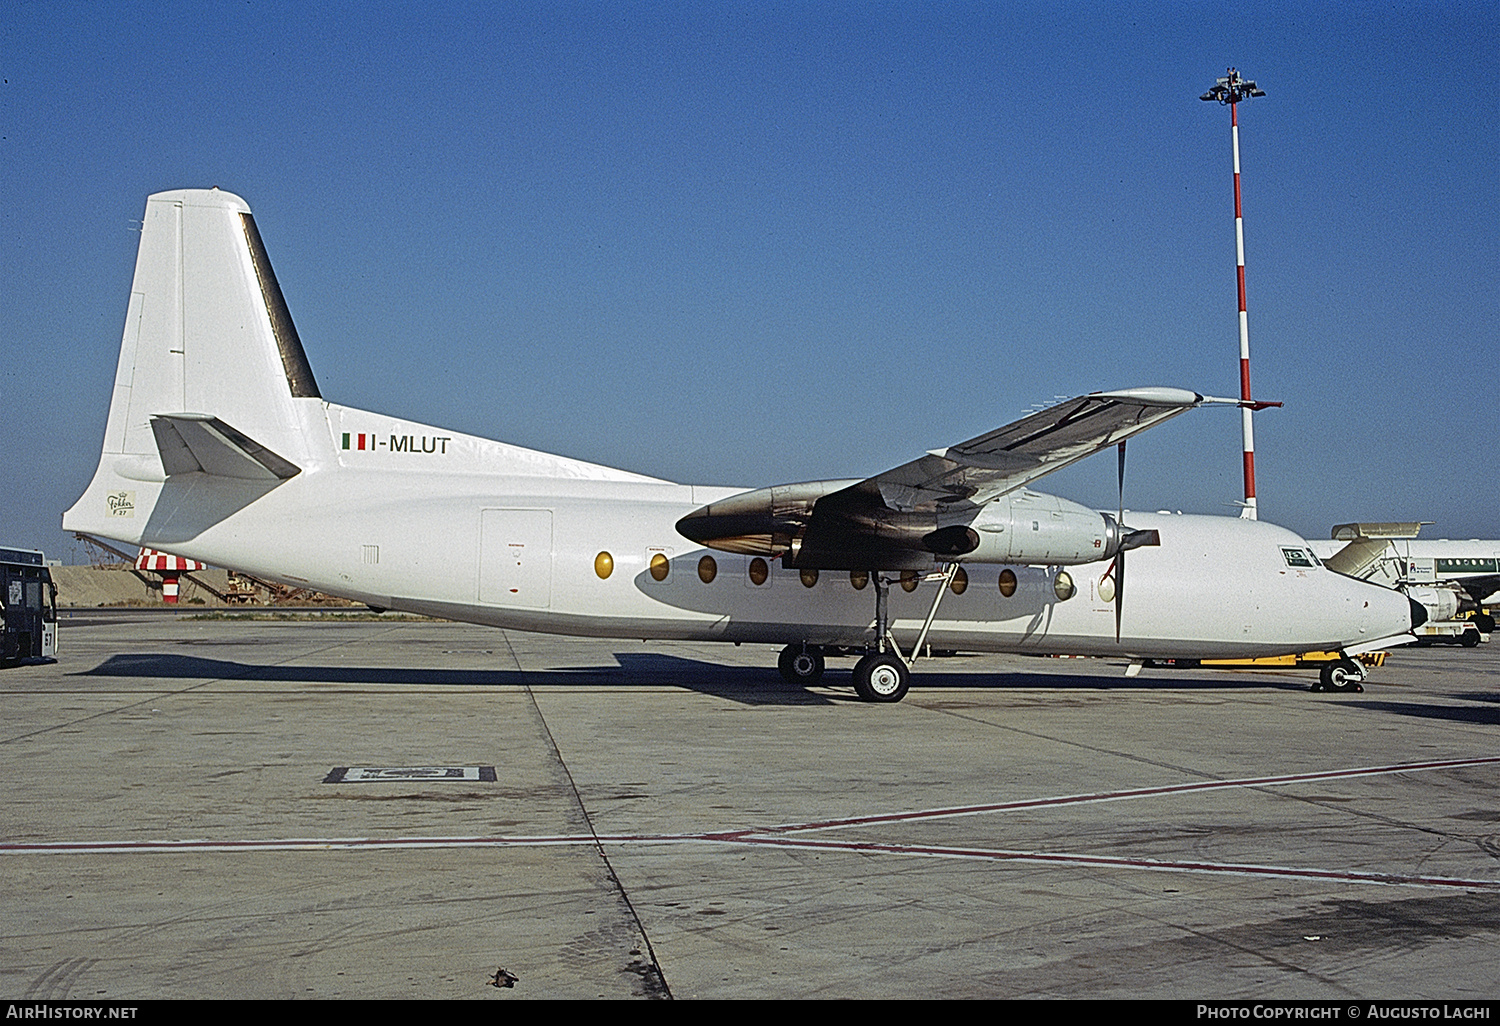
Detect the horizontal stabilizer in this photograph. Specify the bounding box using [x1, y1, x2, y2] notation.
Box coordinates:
[1330, 522, 1428, 541]
[151, 414, 301, 481]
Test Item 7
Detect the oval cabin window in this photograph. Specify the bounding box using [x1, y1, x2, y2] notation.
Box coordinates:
[998, 568, 1017, 597]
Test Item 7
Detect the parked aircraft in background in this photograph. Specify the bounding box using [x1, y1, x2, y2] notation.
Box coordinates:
[1313, 524, 1496, 646]
[64, 189, 1418, 701]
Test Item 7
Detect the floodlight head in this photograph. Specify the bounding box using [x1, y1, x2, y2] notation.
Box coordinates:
[1200, 68, 1265, 105]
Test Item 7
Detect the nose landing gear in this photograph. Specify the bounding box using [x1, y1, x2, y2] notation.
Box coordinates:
[1313, 656, 1366, 693]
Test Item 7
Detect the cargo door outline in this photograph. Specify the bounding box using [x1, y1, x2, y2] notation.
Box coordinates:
[479, 509, 553, 608]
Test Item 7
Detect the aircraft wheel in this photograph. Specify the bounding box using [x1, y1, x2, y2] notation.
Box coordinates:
[1320, 659, 1365, 693]
[778, 645, 825, 683]
[852, 653, 910, 703]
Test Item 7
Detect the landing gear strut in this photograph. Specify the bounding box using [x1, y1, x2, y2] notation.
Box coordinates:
[776, 565, 959, 702]
[849, 563, 959, 703]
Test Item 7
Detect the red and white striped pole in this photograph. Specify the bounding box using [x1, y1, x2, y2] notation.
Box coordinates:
[1202, 68, 1266, 519]
[1232, 98, 1256, 519]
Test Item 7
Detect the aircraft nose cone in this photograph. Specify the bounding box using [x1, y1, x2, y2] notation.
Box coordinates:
[1408, 596, 1428, 630]
[1334, 576, 1421, 648]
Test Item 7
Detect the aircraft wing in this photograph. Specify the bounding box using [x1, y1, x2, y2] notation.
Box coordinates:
[1458, 574, 1500, 606]
[677, 386, 1247, 565]
[848, 386, 1218, 514]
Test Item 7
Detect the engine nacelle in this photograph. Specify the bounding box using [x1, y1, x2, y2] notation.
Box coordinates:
[678, 481, 1133, 570]
[959, 491, 1119, 565]
[1402, 583, 1463, 624]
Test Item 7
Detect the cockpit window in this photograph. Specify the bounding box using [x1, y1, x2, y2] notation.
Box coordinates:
[1281, 547, 1314, 568]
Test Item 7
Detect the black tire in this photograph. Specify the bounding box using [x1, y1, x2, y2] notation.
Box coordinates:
[1474, 614, 1495, 634]
[778, 644, 825, 683]
[852, 653, 910, 703]
[1320, 659, 1364, 693]
[1460, 629, 1481, 648]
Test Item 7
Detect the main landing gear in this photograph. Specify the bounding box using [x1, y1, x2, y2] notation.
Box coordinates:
[780, 563, 959, 704]
[851, 652, 910, 702]
[777, 644, 825, 684]
[777, 645, 913, 702]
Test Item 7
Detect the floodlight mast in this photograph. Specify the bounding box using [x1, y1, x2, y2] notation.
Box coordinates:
[1201, 68, 1267, 520]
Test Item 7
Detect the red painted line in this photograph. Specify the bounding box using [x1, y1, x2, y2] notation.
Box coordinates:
[0, 834, 605, 854]
[755, 755, 1500, 835]
[727, 836, 1500, 891]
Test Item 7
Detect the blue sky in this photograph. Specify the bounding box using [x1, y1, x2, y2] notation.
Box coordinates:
[4, 1, 1495, 563]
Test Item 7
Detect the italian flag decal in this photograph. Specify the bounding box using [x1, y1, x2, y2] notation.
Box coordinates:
[341, 433, 374, 450]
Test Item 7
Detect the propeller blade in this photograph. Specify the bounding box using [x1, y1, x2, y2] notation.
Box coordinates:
[1115, 551, 1125, 642]
[1115, 441, 1126, 641]
[1121, 528, 1161, 551]
[1116, 441, 1126, 525]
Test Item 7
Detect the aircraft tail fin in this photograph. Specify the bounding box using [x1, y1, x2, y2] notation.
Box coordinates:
[103, 188, 321, 461]
[65, 189, 326, 543]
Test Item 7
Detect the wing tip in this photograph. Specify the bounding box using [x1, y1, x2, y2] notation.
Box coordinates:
[1089, 386, 1204, 407]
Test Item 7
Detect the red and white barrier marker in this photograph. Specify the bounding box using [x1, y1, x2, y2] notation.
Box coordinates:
[135, 547, 206, 604]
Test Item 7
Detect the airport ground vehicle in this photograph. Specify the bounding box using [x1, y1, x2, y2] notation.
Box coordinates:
[1, 547, 58, 665]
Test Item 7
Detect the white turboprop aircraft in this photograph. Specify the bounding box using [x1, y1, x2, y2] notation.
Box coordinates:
[64, 189, 1420, 701]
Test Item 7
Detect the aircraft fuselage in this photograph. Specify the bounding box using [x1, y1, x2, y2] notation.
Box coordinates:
[87, 411, 1411, 660]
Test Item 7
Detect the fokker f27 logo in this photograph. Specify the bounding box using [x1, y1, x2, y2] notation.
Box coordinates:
[342, 433, 453, 454]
